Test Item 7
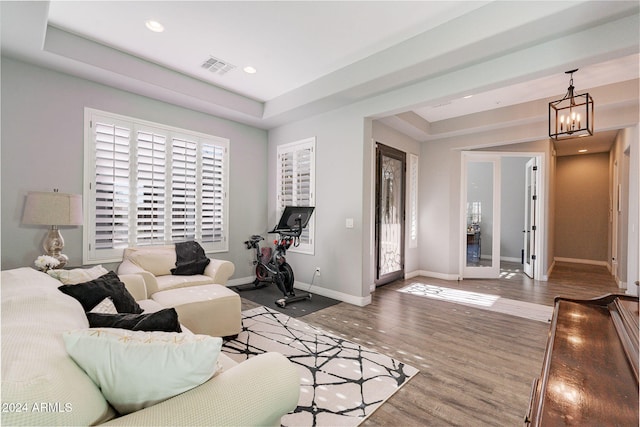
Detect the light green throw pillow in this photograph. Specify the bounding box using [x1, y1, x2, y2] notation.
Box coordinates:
[63, 328, 222, 414]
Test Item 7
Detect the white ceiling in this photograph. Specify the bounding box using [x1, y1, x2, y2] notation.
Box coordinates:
[47, 1, 487, 102]
[2, 1, 638, 156]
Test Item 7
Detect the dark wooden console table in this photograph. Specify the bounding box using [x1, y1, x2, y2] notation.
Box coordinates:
[525, 293, 639, 426]
[466, 231, 480, 262]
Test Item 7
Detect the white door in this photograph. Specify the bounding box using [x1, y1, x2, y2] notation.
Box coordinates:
[462, 153, 501, 279]
[523, 157, 537, 278]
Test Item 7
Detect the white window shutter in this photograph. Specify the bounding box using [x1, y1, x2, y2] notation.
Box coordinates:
[93, 121, 131, 252]
[409, 153, 419, 248]
[136, 130, 167, 245]
[171, 137, 198, 242]
[84, 108, 230, 263]
[276, 137, 315, 254]
[201, 143, 226, 243]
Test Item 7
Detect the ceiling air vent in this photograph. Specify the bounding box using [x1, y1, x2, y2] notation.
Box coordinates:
[201, 56, 236, 75]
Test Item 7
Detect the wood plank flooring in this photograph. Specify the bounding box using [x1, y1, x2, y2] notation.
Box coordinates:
[241, 262, 622, 426]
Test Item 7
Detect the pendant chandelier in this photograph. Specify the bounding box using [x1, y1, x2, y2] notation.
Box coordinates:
[548, 69, 594, 140]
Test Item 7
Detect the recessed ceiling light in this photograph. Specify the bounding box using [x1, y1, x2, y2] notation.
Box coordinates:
[243, 66, 257, 74]
[145, 20, 164, 33]
[463, 95, 473, 99]
[578, 149, 588, 153]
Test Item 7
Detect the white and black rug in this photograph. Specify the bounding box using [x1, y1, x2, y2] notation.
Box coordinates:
[221, 306, 419, 426]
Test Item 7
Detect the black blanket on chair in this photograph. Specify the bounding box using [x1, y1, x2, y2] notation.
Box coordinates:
[171, 241, 210, 275]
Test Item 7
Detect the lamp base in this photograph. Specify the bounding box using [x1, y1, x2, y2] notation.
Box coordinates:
[48, 253, 69, 269]
[44, 226, 68, 269]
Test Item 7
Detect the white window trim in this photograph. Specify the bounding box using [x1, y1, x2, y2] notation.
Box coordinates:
[83, 108, 229, 264]
[276, 137, 316, 255]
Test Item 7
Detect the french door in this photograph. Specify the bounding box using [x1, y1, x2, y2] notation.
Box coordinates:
[375, 143, 406, 286]
[523, 157, 538, 278]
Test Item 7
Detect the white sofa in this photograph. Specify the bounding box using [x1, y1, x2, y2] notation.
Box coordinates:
[1, 267, 299, 426]
[117, 245, 235, 296]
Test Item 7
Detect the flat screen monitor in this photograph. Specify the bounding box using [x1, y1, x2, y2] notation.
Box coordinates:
[274, 206, 315, 232]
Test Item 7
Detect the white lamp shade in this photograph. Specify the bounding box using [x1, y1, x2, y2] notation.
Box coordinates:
[22, 191, 83, 226]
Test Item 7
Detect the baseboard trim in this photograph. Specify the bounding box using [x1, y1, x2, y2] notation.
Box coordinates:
[293, 281, 372, 307]
[227, 276, 256, 287]
[544, 260, 556, 281]
[554, 257, 608, 267]
[416, 270, 460, 281]
[405, 270, 421, 280]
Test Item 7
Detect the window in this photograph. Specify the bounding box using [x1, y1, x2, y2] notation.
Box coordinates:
[408, 153, 419, 248]
[276, 137, 316, 254]
[84, 108, 229, 263]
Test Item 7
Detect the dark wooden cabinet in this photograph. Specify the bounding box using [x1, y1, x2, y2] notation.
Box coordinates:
[525, 294, 639, 426]
[466, 231, 481, 262]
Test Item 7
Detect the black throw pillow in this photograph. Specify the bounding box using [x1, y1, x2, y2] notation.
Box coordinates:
[86, 308, 182, 333]
[58, 271, 143, 314]
[171, 258, 211, 276]
[171, 241, 210, 275]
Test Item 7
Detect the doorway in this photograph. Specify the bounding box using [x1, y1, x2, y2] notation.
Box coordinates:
[375, 143, 406, 286]
[461, 152, 544, 280]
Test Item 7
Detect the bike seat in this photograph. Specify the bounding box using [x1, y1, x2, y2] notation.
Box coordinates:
[250, 234, 264, 242]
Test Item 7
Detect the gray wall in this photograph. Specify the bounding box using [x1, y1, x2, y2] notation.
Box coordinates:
[555, 152, 609, 262]
[267, 106, 371, 305]
[1, 57, 268, 277]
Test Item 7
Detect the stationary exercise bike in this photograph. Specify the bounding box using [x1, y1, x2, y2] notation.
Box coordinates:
[240, 206, 315, 308]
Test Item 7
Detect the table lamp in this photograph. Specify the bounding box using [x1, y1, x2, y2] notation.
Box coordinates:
[22, 190, 83, 268]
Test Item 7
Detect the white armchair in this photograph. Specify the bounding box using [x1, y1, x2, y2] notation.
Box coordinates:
[117, 245, 235, 296]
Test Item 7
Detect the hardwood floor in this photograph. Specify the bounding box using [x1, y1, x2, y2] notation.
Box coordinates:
[241, 262, 622, 426]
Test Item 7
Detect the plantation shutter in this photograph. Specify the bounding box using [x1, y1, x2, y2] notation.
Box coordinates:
[408, 153, 419, 248]
[93, 121, 131, 252]
[276, 137, 315, 254]
[136, 130, 166, 244]
[201, 143, 226, 243]
[84, 108, 230, 263]
[171, 137, 198, 241]
[278, 151, 295, 207]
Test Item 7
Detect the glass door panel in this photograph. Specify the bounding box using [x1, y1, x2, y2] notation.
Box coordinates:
[375, 144, 405, 285]
[462, 154, 500, 278]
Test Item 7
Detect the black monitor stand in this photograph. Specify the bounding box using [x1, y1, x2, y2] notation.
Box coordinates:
[271, 206, 314, 237]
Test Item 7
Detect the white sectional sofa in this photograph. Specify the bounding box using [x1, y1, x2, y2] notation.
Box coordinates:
[1, 267, 299, 426]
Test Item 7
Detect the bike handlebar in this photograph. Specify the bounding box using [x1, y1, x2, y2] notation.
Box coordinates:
[244, 235, 264, 249]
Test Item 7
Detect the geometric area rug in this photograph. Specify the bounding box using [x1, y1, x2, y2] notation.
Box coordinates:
[221, 306, 419, 426]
